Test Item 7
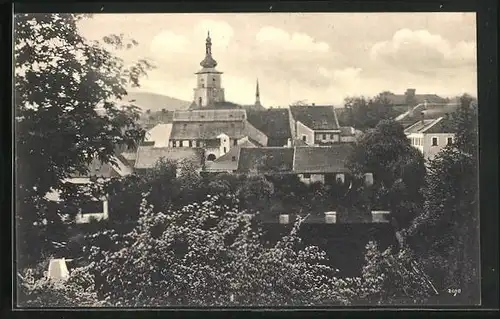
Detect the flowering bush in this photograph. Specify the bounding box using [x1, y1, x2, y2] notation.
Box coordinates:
[80, 193, 353, 306]
[17, 264, 106, 307]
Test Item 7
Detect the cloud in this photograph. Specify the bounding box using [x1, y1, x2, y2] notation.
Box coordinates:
[256, 26, 329, 53]
[369, 29, 476, 72]
[194, 19, 234, 49]
[150, 30, 190, 55]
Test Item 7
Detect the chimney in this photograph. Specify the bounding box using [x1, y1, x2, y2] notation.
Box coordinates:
[420, 111, 425, 124]
[286, 138, 292, 148]
[424, 99, 428, 109]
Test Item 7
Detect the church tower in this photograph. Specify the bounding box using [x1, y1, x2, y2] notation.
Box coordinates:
[255, 78, 262, 107]
[193, 31, 225, 108]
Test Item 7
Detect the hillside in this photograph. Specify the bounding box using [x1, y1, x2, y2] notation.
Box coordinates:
[124, 91, 191, 113]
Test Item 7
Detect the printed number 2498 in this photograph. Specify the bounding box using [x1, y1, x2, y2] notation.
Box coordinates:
[448, 288, 462, 296]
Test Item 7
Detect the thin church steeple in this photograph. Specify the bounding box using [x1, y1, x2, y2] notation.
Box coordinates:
[255, 78, 261, 107]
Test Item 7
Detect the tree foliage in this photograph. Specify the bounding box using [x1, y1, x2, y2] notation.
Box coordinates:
[406, 94, 479, 303]
[343, 241, 435, 305]
[76, 194, 355, 306]
[340, 95, 400, 130]
[15, 13, 153, 266]
[347, 120, 426, 229]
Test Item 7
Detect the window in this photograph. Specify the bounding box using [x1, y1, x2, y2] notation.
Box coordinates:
[230, 123, 235, 128]
[207, 154, 216, 161]
[330, 133, 334, 139]
[322, 134, 326, 140]
[303, 173, 311, 179]
[172, 140, 176, 148]
[177, 141, 181, 147]
[231, 156, 236, 162]
[183, 123, 187, 128]
[189, 140, 192, 147]
[198, 97, 202, 106]
[302, 135, 307, 142]
[201, 83, 205, 88]
[432, 137, 438, 146]
[213, 77, 216, 82]
[234, 139, 238, 146]
[223, 147, 227, 153]
[447, 137, 453, 145]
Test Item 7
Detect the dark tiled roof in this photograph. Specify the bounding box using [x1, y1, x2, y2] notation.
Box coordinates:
[134, 146, 204, 170]
[69, 156, 132, 178]
[246, 109, 292, 140]
[293, 145, 353, 174]
[170, 121, 248, 140]
[403, 119, 438, 134]
[290, 105, 340, 130]
[237, 148, 294, 174]
[405, 117, 455, 134]
[423, 117, 455, 134]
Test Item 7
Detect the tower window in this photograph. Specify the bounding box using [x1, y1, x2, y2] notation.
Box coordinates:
[223, 147, 227, 153]
[201, 83, 205, 88]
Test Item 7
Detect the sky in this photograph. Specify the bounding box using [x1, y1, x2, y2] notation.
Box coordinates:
[78, 13, 477, 107]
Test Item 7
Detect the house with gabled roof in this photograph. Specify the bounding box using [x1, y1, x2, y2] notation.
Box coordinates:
[214, 145, 353, 186]
[404, 114, 456, 161]
[289, 104, 342, 146]
[293, 144, 353, 184]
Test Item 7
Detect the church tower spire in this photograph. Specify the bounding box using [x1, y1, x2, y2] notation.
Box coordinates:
[192, 31, 225, 108]
[200, 30, 217, 68]
[255, 78, 261, 107]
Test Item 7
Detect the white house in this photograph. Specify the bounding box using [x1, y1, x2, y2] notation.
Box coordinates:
[404, 115, 455, 161]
